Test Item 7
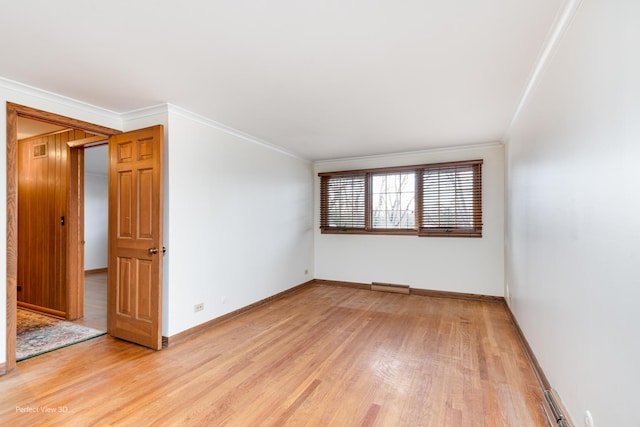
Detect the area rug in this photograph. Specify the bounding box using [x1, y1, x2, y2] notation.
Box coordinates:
[17, 308, 106, 361]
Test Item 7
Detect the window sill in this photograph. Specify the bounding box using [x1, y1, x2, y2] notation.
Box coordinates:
[320, 228, 482, 238]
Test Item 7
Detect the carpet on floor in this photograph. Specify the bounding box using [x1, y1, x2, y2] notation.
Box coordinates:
[17, 308, 106, 361]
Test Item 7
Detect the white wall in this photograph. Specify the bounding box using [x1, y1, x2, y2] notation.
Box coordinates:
[84, 145, 108, 270]
[314, 143, 504, 296]
[505, 1, 640, 425]
[163, 108, 314, 336]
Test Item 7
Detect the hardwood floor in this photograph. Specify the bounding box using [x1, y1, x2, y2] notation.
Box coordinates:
[2, 285, 549, 426]
[72, 272, 107, 331]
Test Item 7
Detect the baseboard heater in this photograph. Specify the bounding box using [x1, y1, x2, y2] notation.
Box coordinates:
[370, 282, 410, 294]
[543, 389, 574, 427]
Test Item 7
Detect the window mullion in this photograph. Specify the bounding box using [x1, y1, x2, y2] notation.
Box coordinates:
[365, 172, 372, 231]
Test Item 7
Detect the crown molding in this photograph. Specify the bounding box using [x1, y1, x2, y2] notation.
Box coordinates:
[503, 0, 584, 141]
[164, 104, 308, 162]
[120, 103, 170, 121]
[1, 79, 308, 163]
[0, 76, 121, 128]
[2, 77, 501, 166]
[120, 102, 309, 162]
[314, 141, 503, 166]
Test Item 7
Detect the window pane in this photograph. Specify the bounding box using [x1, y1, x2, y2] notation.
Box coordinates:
[322, 174, 366, 228]
[371, 172, 415, 229]
[422, 165, 478, 229]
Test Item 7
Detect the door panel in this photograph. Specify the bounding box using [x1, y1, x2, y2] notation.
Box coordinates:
[118, 171, 133, 238]
[108, 125, 164, 350]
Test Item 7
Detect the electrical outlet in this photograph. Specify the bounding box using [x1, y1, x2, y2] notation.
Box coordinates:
[304, 269, 309, 275]
[194, 303, 204, 312]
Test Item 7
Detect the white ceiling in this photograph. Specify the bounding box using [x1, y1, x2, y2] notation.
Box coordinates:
[16, 118, 65, 140]
[0, 1, 563, 160]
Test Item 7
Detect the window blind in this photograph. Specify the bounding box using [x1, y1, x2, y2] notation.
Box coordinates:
[319, 159, 482, 237]
[420, 162, 482, 237]
[320, 174, 366, 230]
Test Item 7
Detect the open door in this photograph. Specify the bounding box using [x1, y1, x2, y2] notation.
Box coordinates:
[108, 125, 164, 350]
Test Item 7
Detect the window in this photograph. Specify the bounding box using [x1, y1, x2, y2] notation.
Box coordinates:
[319, 159, 482, 237]
[320, 173, 366, 229]
[371, 172, 415, 229]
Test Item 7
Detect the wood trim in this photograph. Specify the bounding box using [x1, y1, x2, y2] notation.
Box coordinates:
[314, 279, 505, 303]
[67, 135, 108, 148]
[319, 228, 415, 235]
[410, 287, 504, 303]
[320, 228, 481, 237]
[5, 103, 18, 374]
[317, 159, 484, 177]
[163, 280, 315, 347]
[66, 143, 84, 320]
[85, 268, 108, 274]
[503, 302, 551, 390]
[17, 302, 66, 319]
[9, 103, 119, 136]
[0, 361, 5, 376]
[4, 103, 121, 376]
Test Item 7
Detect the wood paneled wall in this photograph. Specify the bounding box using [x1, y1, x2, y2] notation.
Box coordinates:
[17, 129, 90, 317]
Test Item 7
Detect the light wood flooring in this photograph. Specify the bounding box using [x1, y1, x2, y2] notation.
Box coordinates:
[72, 271, 107, 331]
[2, 284, 548, 426]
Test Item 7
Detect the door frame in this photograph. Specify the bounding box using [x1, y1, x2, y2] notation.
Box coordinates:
[5, 103, 120, 373]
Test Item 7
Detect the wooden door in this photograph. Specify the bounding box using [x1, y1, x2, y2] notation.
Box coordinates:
[108, 125, 164, 350]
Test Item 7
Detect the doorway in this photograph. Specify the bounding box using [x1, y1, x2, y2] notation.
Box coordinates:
[6, 103, 166, 374]
[79, 145, 109, 331]
[5, 103, 120, 373]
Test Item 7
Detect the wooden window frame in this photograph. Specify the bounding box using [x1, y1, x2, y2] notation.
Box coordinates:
[319, 159, 483, 238]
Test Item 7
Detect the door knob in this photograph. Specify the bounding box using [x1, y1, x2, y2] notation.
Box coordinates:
[148, 247, 159, 255]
